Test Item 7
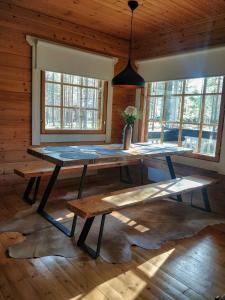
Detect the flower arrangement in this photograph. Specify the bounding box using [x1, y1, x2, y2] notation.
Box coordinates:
[121, 106, 141, 126]
[121, 106, 141, 150]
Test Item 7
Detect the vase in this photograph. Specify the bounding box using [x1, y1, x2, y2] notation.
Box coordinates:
[123, 124, 133, 150]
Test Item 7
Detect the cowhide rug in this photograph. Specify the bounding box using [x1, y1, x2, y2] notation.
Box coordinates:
[1, 194, 225, 264]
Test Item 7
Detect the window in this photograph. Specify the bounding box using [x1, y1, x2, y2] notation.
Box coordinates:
[144, 76, 225, 161]
[41, 71, 107, 133]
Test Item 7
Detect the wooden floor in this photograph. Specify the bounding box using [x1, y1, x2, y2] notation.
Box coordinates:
[1, 178, 225, 300]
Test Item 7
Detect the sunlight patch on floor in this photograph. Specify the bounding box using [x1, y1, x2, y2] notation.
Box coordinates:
[112, 211, 150, 232]
[138, 248, 175, 277]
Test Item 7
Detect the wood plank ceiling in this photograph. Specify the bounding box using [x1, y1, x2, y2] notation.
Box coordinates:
[3, 0, 225, 59]
[3, 0, 225, 38]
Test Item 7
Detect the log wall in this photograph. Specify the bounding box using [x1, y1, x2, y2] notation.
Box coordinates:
[0, 3, 136, 193]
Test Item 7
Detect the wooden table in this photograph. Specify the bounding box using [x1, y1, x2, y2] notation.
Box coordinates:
[28, 142, 192, 236]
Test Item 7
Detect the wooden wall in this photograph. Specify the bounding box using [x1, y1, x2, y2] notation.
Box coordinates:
[0, 2, 136, 193]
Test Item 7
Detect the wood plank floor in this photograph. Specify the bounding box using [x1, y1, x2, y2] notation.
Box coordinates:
[0, 179, 225, 300]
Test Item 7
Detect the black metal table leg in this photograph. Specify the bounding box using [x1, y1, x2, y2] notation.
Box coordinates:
[77, 165, 88, 199]
[191, 187, 211, 212]
[165, 156, 182, 202]
[139, 159, 144, 185]
[38, 165, 61, 212]
[37, 165, 76, 237]
[77, 214, 106, 259]
[37, 164, 88, 237]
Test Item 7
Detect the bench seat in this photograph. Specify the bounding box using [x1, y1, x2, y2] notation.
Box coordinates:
[14, 160, 139, 178]
[14, 160, 140, 204]
[68, 175, 216, 218]
[67, 175, 215, 259]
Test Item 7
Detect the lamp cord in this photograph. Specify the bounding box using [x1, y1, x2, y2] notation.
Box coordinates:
[128, 9, 134, 62]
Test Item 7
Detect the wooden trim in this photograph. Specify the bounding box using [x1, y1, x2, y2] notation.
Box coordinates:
[160, 82, 168, 144]
[178, 80, 186, 146]
[197, 78, 207, 153]
[42, 129, 106, 134]
[41, 71, 107, 135]
[41, 70, 45, 134]
[138, 84, 149, 142]
[45, 80, 101, 90]
[149, 92, 223, 97]
[102, 81, 108, 133]
[214, 78, 225, 162]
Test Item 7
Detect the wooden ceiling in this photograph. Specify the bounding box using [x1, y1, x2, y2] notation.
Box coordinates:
[3, 0, 225, 58]
[4, 0, 225, 41]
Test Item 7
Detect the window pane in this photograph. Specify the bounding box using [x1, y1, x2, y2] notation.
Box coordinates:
[63, 86, 80, 107]
[181, 124, 200, 152]
[45, 71, 61, 82]
[164, 122, 179, 145]
[183, 96, 202, 123]
[204, 95, 221, 124]
[82, 88, 99, 109]
[206, 76, 223, 94]
[147, 75, 224, 159]
[149, 97, 163, 121]
[83, 77, 99, 88]
[166, 80, 183, 94]
[200, 125, 218, 156]
[165, 96, 181, 122]
[148, 121, 161, 143]
[45, 107, 61, 129]
[63, 74, 81, 85]
[150, 82, 165, 95]
[86, 110, 99, 129]
[63, 108, 80, 129]
[185, 78, 204, 94]
[46, 83, 61, 106]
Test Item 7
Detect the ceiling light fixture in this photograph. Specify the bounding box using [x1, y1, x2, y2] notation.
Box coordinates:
[112, 0, 145, 89]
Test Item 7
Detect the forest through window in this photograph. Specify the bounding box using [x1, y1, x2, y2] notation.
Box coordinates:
[42, 71, 106, 133]
[146, 76, 224, 160]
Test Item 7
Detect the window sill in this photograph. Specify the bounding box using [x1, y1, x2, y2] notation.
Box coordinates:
[183, 152, 220, 162]
[42, 129, 106, 134]
[40, 133, 106, 143]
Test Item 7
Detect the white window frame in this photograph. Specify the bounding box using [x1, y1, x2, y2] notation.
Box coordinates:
[27, 36, 117, 145]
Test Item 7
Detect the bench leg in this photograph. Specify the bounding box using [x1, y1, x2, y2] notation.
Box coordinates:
[165, 156, 182, 202]
[139, 159, 144, 185]
[23, 176, 41, 204]
[120, 166, 133, 184]
[191, 187, 211, 212]
[77, 214, 106, 259]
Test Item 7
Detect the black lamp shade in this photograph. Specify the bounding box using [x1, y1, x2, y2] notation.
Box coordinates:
[112, 61, 145, 88]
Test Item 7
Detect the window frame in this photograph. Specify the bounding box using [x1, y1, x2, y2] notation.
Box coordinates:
[139, 77, 225, 162]
[41, 71, 108, 135]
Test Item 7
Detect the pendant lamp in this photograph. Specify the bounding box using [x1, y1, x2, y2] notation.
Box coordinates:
[112, 0, 145, 88]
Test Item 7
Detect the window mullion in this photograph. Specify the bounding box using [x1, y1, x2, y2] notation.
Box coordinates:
[197, 78, 207, 153]
[178, 80, 186, 146]
[98, 80, 103, 130]
[80, 77, 83, 129]
[160, 82, 167, 144]
[60, 73, 64, 130]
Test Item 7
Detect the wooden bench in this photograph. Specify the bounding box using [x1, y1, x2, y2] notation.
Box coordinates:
[67, 175, 215, 258]
[14, 160, 139, 204]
